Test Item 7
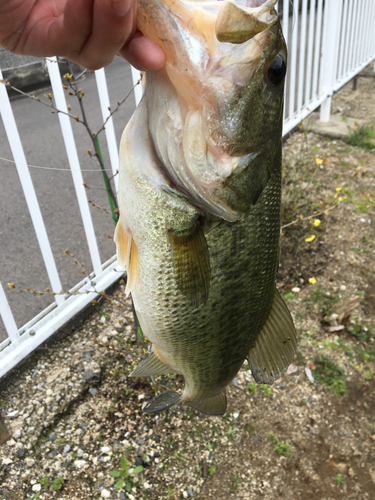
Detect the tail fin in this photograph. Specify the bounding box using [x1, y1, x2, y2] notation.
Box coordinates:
[143, 391, 182, 414]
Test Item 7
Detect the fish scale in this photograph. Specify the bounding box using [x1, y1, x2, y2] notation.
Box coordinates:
[115, 0, 296, 415]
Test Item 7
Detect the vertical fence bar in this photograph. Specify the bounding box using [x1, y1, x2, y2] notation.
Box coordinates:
[46, 57, 102, 275]
[304, 0, 316, 105]
[319, 0, 343, 122]
[282, 0, 289, 121]
[0, 70, 64, 306]
[338, 0, 349, 82]
[288, 0, 299, 118]
[297, 0, 308, 112]
[0, 282, 19, 342]
[94, 68, 119, 193]
[353, 0, 364, 67]
[343, 0, 354, 76]
[363, 0, 371, 62]
[347, 0, 358, 74]
[312, 0, 324, 100]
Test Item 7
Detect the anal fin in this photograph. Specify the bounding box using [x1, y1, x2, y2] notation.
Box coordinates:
[168, 219, 210, 307]
[129, 351, 172, 378]
[143, 391, 182, 414]
[248, 287, 297, 384]
[186, 389, 227, 416]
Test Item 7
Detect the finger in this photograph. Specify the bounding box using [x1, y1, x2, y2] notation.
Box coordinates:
[77, 0, 136, 70]
[120, 33, 166, 71]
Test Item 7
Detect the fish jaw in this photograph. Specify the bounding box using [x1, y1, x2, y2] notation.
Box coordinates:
[138, 0, 286, 220]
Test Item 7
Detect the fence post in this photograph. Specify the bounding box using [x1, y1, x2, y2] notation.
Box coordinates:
[319, 0, 343, 122]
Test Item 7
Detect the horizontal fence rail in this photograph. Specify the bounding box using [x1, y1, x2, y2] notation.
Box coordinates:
[1, 0, 375, 380]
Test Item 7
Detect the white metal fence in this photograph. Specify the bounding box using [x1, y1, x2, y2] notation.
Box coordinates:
[1, 0, 375, 380]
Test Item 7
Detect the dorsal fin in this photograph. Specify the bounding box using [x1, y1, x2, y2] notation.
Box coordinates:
[248, 287, 296, 384]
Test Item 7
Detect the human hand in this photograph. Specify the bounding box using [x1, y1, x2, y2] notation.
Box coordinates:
[0, 0, 166, 70]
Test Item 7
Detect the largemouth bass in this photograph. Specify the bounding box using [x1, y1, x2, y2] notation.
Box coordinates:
[114, 0, 296, 415]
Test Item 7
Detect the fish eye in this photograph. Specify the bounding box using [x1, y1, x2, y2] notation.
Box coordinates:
[267, 54, 286, 86]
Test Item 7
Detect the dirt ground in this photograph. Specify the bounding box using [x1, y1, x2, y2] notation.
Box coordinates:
[1, 70, 375, 500]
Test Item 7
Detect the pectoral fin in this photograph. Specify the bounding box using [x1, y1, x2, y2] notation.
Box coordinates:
[168, 219, 210, 307]
[143, 391, 182, 414]
[114, 218, 138, 296]
[186, 389, 227, 416]
[248, 288, 296, 384]
[129, 350, 172, 377]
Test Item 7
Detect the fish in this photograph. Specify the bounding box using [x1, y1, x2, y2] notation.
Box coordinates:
[114, 0, 296, 416]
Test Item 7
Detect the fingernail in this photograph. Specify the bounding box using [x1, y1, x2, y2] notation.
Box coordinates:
[112, 0, 131, 17]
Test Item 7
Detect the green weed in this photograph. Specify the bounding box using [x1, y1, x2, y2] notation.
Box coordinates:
[267, 432, 291, 456]
[110, 453, 143, 491]
[260, 384, 273, 396]
[230, 472, 241, 492]
[336, 472, 346, 487]
[246, 382, 258, 395]
[345, 125, 375, 150]
[312, 355, 348, 396]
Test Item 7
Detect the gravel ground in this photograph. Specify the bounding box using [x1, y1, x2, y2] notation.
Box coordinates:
[1, 68, 375, 500]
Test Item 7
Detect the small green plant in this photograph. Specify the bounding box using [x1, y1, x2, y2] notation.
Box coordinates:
[208, 464, 218, 476]
[336, 472, 346, 487]
[110, 454, 144, 491]
[226, 425, 237, 442]
[27, 476, 65, 500]
[123, 386, 131, 395]
[247, 382, 258, 395]
[260, 384, 273, 396]
[345, 125, 375, 150]
[312, 355, 348, 396]
[267, 432, 291, 456]
[230, 472, 241, 492]
[167, 485, 174, 498]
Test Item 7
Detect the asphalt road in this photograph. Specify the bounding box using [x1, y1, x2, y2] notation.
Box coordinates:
[0, 57, 136, 341]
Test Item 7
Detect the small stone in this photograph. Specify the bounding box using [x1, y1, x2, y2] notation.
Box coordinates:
[16, 449, 25, 458]
[25, 458, 35, 467]
[119, 493, 126, 500]
[32, 484, 41, 492]
[6, 439, 16, 446]
[183, 491, 188, 499]
[187, 487, 194, 497]
[252, 436, 258, 442]
[83, 370, 96, 380]
[371, 434, 375, 441]
[37, 406, 45, 415]
[278, 383, 285, 390]
[89, 388, 98, 397]
[348, 467, 355, 478]
[307, 396, 313, 404]
[13, 429, 22, 439]
[101, 446, 111, 454]
[63, 445, 71, 455]
[85, 352, 91, 360]
[7, 410, 19, 419]
[101, 490, 110, 498]
[305, 367, 315, 383]
[49, 433, 57, 442]
[62, 460, 71, 467]
[2, 458, 13, 465]
[291, 287, 300, 293]
[309, 429, 317, 435]
[74, 460, 86, 469]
